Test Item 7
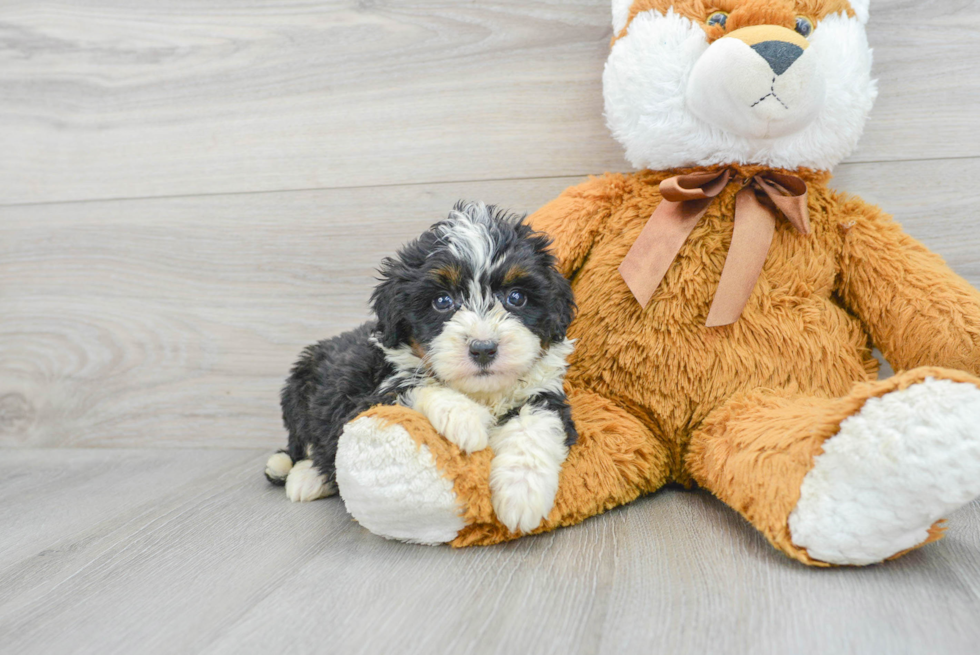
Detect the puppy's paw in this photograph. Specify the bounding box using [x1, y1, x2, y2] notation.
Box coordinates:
[490, 466, 558, 534]
[410, 387, 493, 453]
[435, 408, 493, 454]
[264, 451, 293, 485]
[284, 459, 336, 502]
[489, 406, 568, 533]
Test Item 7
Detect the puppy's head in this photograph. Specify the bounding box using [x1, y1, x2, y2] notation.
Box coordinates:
[372, 202, 575, 395]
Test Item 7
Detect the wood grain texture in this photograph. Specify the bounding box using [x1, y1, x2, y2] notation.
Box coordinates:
[1, 450, 979, 655]
[0, 0, 977, 205]
[0, 161, 971, 450]
[2, 1, 979, 652]
[2, 158, 977, 449]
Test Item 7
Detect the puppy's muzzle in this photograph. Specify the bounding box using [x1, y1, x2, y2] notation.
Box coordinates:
[469, 340, 498, 367]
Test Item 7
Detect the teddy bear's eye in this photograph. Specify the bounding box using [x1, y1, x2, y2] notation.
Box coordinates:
[795, 16, 814, 37]
[706, 11, 728, 29]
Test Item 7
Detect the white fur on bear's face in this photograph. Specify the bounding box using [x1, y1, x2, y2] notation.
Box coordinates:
[611, 0, 633, 34]
[603, 9, 876, 171]
[686, 33, 825, 140]
[850, 0, 871, 24]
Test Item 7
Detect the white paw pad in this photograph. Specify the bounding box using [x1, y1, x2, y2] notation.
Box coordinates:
[436, 409, 492, 454]
[410, 387, 492, 454]
[335, 416, 466, 544]
[284, 459, 335, 502]
[789, 379, 980, 565]
[265, 451, 293, 483]
[489, 407, 567, 534]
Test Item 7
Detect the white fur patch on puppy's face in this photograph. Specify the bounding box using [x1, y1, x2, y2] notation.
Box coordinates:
[428, 302, 543, 396]
[603, 7, 876, 171]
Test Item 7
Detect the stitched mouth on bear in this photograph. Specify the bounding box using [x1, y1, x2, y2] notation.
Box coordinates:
[685, 26, 825, 140]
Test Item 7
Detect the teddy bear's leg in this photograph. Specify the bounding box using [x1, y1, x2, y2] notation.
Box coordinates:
[335, 388, 672, 546]
[685, 367, 980, 566]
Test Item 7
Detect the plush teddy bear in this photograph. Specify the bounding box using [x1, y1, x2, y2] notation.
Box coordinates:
[332, 0, 980, 565]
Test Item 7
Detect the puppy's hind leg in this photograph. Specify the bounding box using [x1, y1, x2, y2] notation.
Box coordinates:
[265, 450, 294, 486]
[285, 459, 337, 502]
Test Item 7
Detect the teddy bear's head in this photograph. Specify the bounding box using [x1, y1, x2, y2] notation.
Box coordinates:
[604, 0, 875, 172]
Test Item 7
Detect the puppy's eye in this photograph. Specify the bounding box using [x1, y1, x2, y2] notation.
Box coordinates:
[504, 289, 527, 309]
[706, 11, 728, 29]
[432, 294, 455, 312]
[795, 16, 813, 37]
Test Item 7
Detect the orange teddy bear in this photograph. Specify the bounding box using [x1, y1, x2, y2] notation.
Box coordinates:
[331, 0, 980, 565]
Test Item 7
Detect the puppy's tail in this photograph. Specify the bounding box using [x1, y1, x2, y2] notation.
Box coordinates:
[264, 449, 294, 486]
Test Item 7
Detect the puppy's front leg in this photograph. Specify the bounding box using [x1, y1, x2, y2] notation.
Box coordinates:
[405, 386, 494, 454]
[489, 402, 571, 534]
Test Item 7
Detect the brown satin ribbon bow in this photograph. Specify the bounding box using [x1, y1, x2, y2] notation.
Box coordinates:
[618, 169, 810, 327]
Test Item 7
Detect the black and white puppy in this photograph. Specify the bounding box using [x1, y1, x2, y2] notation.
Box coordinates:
[265, 201, 577, 533]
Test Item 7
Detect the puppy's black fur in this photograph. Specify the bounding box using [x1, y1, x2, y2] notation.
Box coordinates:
[274, 322, 394, 487]
[270, 202, 577, 491]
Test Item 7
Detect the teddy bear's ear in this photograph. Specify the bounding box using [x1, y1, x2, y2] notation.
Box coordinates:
[611, 0, 634, 35]
[850, 0, 870, 24]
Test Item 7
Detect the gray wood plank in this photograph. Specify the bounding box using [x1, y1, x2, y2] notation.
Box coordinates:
[0, 448, 259, 570]
[203, 492, 980, 655]
[0, 0, 977, 205]
[2, 158, 977, 449]
[2, 449, 979, 655]
[0, 449, 353, 654]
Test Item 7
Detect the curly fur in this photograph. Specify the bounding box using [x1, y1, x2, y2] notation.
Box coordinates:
[268, 203, 578, 527]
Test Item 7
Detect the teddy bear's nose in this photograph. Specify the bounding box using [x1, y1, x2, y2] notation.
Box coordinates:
[751, 40, 804, 76]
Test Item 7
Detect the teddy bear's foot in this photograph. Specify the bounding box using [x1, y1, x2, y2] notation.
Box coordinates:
[335, 415, 466, 545]
[789, 378, 980, 565]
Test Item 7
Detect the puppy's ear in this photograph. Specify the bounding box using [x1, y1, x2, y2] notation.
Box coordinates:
[530, 230, 576, 344]
[545, 264, 576, 344]
[371, 257, 411, 349]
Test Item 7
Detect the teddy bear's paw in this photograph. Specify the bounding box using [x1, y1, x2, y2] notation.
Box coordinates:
[789, 378, 980, 565]
[489, 408, 567, 534]
[284, 459, 336, 502]
[335, 415, 466, 545]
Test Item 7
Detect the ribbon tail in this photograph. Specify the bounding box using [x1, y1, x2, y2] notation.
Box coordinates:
[619, 198, 711, 308]
[705, 188, 776, 327]
[756, 173, 810, 235]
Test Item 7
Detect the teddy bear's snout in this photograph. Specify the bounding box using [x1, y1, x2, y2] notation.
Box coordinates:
[685, 23, 824, 140]
[750, 40, 803, 76]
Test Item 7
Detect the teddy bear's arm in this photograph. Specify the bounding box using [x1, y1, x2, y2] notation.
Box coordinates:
[527, 175, 624, 277]
[836, 196, 980, 375]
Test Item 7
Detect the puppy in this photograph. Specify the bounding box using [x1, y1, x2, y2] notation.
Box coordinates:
[265, 201, 577, 533]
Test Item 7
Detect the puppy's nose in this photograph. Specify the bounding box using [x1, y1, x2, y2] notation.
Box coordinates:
[751, 40, 804, 76]
[469, 340, 498, 367]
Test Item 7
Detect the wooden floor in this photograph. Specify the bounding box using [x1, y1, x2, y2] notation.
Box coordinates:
[2, 449, 980, 655]
[2, 1, 980, 653]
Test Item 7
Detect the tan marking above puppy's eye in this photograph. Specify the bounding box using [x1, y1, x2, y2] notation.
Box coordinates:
[502, 265, 528, 286]
[707, 11, 728, 29]
[430, 265, 462, 285]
